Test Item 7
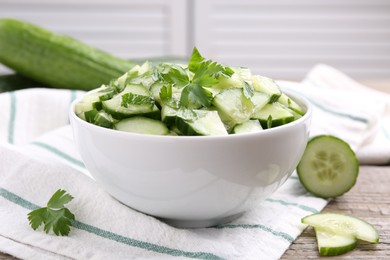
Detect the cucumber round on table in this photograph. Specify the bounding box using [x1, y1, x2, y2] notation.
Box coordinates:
[302, 212, 379, 244]
[0, 18, 135, 90]
[297, 135, 359, 198]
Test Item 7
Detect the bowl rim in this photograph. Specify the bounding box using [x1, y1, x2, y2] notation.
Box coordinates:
[69, 87, 312, 141]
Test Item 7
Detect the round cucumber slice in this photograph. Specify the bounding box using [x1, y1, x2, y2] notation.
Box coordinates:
[297, 135, 359, 198]
[315, 229, 357, 256]
[303, 212, 379, 244]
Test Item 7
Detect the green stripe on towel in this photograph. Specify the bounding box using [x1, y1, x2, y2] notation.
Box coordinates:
[8, 91, 17, 144]
[0, 187, 223, 260]
[265, 198, 319, 214]
[214, 224, 294, 243]
[31, 141, 85, 168]
[307, 98, 368, 123]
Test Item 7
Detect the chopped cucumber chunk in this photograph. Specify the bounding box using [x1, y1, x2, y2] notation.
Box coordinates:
[315, 229, 357, 256]
[213, 88, 253, 130]
[278, 93, 304, 115]
[303, 212, 379, 244]
[297, 135, 359, 198]
[115, 117, 169, 135]
[252, 102, 294, 129]
[251, 75, 281, 103]
[102, 85, 158, 120]
[233, 120, 263, 134]
[251, 91, 271, 114]
[84, 109, 115, 129]
[176, 109, 228, 136]
[161, 105, 178, 126]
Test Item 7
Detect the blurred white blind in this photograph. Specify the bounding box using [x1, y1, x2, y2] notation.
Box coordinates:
[194, 0, 390, 80]
[0, 0, 188, 59]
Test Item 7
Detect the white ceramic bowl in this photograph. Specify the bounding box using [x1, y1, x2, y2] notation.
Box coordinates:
[69, 89, 312, 228]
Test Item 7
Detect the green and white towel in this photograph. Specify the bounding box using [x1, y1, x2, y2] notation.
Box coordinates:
[0, 65, 389, 259]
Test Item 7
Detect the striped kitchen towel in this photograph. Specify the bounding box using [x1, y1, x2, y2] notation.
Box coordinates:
[0, 65, 389, 259]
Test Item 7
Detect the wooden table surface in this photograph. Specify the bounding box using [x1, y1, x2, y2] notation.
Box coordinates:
[1, 165, 389, 259]
[282, 165, 390, 259]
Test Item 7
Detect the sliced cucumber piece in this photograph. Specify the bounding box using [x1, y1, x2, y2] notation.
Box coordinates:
[161, 104, 178, 126]
[102, 85, 159, 120]
[213, 88, 253, 130]
[213, 67, 251, 90]
[84, 109, 115, 129]
[75, 85, 109, 113]
[297, 135, 359, 198]
[150, 82, 164, 105]
[315, 229, 357, 256]
[302, 212, 379, 244]
[251, 75, 281, 103]
[252, 102, 294, 129]
[277, 93, 304, 115]
[251, 91, 271, 114]
[115, 117, 169, 135]
[233, 120, 263, 134]
[176, 109, 228, 136]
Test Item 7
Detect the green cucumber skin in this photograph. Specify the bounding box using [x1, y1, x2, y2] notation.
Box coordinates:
[102, 102, 161, 120]
[0, 19, 135, 90]
[258, 116, 294, 129]
[319, 242, 356, 256]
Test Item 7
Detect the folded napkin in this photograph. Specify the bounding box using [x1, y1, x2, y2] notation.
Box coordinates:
[279, 64, 390, 165]
[0, 65, 389, 259]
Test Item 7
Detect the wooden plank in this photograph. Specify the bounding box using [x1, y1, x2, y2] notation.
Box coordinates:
[282, 166, 390, 259]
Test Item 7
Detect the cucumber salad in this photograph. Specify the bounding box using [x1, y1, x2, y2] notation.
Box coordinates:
[75, 48, 304, 136]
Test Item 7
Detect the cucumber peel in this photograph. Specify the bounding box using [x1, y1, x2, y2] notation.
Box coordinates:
[297, 135, 359, 198]
[315, 229, 357, 256]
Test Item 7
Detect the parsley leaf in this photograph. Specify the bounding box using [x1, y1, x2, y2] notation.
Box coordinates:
[180, 83, 213, 108]
[157, 63, 190, 88]
[121, 93, 155, 107]
[27, 189, 75, 236]
[159, 85, 172, 102]
[180, 47, 234, 108]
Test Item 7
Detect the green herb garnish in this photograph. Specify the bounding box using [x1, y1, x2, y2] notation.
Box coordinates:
[27, 189, 75, 236]
[121, 92, 155, 107]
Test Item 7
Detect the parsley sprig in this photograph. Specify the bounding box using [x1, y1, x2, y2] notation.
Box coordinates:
[155, 47, 234, 108]
[28, 189, 75, 236]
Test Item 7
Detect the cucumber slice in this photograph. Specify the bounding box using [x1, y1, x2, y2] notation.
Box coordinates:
[161, 105, 178, 126]
[251, 91, 270, 114]
[302, 212, 379, 244]
[213, 88, 253, 130]
[277, 93, 304, 115]
[176, 109, 228, 136]
[297, 135, 359, 198]
[251, 75, 281, 103]
[252, 102, 294, 129]
[315, 229, 357, 256]
[115, 117, 169, 135]
[102, 85, 159, 120]
[233, 120, 263, 134]
[84, 109, 115, 129]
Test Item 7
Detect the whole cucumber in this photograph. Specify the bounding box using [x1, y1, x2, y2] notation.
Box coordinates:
[0, 18, 135, 90]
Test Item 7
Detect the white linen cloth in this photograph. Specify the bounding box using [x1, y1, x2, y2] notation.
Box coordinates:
[0, 65, 389, 259]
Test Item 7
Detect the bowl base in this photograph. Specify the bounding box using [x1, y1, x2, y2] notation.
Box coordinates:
[159, 212, 244, 229]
